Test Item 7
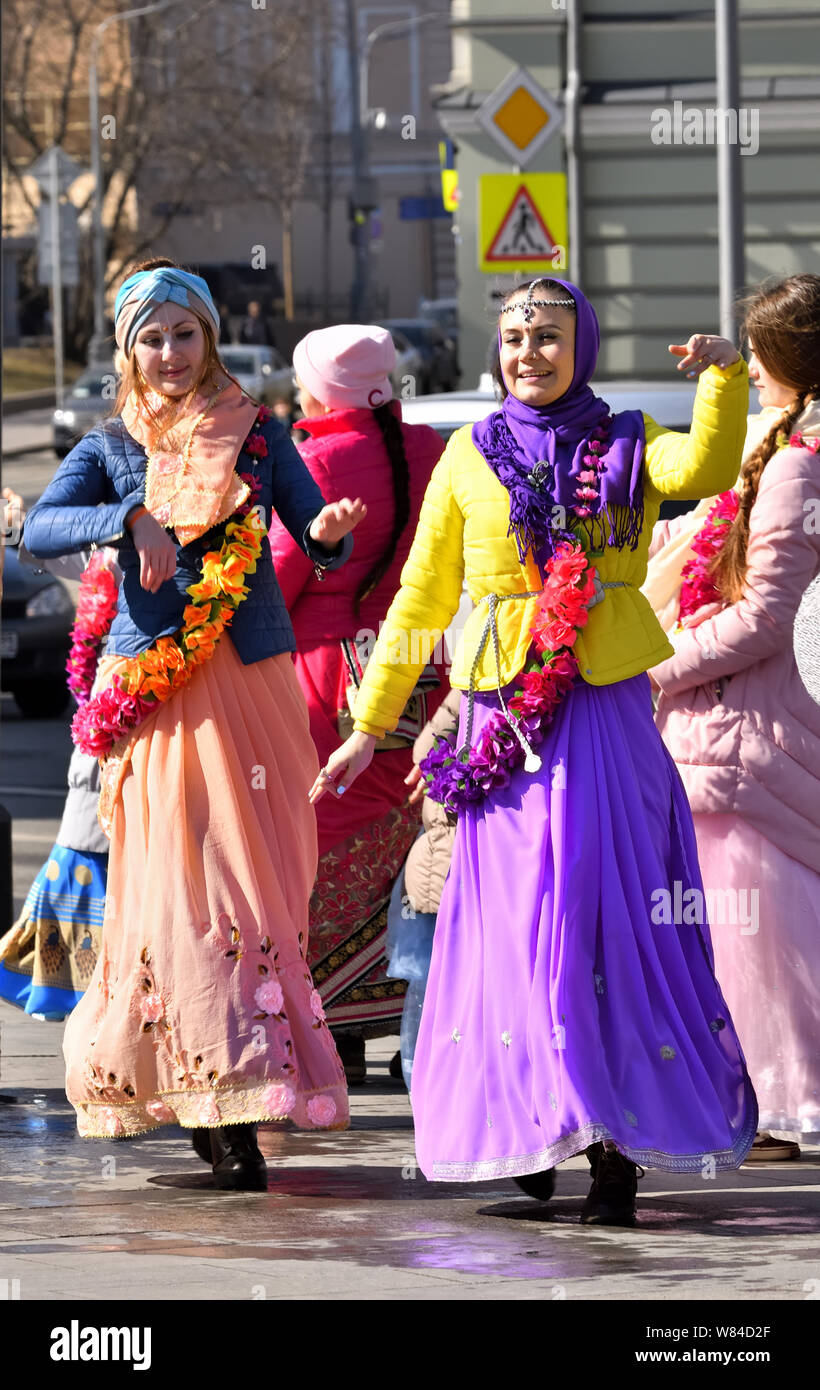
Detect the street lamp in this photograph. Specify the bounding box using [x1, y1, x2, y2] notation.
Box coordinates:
[88, 0, 177, 363]
[350, 11, 446, 321]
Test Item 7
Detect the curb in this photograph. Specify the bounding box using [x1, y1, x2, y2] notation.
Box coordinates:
[2, 442, 54, 460]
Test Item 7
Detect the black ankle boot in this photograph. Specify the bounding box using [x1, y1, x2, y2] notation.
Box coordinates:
[513, 1168, 556, 1202]
[580, 1141, 642, 1226]
[210, 1123, 267, 1192]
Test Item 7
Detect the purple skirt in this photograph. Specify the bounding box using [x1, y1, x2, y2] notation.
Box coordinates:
[410, 673, 757, 1180]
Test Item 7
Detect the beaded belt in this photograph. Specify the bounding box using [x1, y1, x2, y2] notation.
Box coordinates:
[457, 578, 628, 770]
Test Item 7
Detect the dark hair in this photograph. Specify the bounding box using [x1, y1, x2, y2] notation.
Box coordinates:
[709, 273, 820, 605]
[353, 402, 411, 612]
[491, 278, 577, 398]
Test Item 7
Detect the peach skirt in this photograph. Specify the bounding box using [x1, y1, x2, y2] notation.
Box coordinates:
[63, 639, 349, 1138]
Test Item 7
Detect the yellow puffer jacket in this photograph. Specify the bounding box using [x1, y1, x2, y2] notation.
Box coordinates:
[353, 360, 749, 738]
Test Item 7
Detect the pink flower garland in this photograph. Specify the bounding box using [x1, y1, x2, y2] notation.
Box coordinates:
[420, 540, 596, 812]
[678, 429, 818, 625]
[678, 490, 740, 621]
[66, 550, 120, 704]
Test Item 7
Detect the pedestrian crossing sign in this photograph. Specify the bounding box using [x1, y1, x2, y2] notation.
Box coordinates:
[479, 173, 567, 274]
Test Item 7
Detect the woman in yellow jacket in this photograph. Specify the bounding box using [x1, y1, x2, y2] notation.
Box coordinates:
[311, 277, 758, 1226]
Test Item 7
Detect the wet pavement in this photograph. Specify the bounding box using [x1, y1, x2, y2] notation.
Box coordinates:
[1, 1001, 818, 1301]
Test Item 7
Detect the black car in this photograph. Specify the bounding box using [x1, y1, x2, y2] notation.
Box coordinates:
[1, 546, 74, 718]
[377, 319, 459, 394]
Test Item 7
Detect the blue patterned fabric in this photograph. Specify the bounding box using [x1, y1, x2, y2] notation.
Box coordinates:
[0, 846, 108, 1020]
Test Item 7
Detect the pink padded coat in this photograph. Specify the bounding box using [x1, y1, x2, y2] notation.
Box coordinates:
[650, 444, 820, 873]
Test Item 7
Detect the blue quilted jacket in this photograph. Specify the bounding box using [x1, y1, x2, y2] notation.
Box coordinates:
[22, 413, 352, 663]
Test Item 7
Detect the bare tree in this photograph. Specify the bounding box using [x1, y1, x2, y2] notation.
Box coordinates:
[2, 0, 335, 354]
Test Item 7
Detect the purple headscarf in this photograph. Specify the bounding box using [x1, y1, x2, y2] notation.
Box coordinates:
[472, 276, 645, 561]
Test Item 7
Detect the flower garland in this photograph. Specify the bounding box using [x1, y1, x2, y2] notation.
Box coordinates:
[66, 550, 120, 704]
[420, 540, 596, 813]
[778, 429, 820, 454]
[677, 427, 819, 625]
[678, 489, 740, 622]
[71, 406, 272, 759]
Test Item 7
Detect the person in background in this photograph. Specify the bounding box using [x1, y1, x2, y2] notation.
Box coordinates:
[0, 543, 119, 1021]
[239, 300, 273, 347]
[645, 273, 820, 1160]
[385, 687, 461, 1087]
[269, 324, 446, 1083]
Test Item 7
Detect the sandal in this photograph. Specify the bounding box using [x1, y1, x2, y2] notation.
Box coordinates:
[744, 1131, 801, 1162]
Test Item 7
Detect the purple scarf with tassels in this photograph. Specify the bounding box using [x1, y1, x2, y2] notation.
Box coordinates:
[472, 276, 645, 567]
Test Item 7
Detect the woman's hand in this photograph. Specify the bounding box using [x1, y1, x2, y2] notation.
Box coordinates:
[668, 335, 741, 377]
[680, 600, 722, 629]
[128, 509, 177, 593]
[308, 731, 376, 805]
[404, 762, 426, 807]
[309, 498, 367, 550]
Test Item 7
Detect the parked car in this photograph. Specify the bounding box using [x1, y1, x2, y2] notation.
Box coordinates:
[382, 327, 426, 400]
[418, 297, 459, 343]
[1, 545, 74, 718]
[377, 318, 459, 394]
[218, 345, 294, 408]
[52, 367, 118, 456]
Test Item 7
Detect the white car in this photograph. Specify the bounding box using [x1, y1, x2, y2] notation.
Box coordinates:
[400, 379, 719, 440]
[401, 380, 758, 519]
[219, 345, 294, 408]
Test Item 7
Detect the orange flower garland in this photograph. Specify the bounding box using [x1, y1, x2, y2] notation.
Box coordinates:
[71, 411, 271, 759]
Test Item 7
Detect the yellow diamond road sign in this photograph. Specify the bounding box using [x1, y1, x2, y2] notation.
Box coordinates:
[477, 66, 562, 168]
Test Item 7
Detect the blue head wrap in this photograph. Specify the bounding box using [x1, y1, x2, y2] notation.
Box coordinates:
[114, 267, 220, 355]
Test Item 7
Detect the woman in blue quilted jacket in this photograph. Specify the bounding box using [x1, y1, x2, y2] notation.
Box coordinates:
[22, 259, 364, 1190]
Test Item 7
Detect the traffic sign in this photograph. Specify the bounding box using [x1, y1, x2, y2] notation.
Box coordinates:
[28, 146, 85, 195]
[476, 67, 562, 168]
[479, 174, 567, 274]
[37, 200, 80, 287]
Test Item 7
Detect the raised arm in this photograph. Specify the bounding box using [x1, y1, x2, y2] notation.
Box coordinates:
[643, 358, 749, 502]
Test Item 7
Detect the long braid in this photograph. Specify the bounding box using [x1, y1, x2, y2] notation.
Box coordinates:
[354, 403, 411, 612]
[710, 389, 813, 605]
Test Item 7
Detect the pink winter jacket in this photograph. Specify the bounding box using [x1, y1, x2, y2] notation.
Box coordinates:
[650, 445, 820, 871]
[268, 403, 444, 644]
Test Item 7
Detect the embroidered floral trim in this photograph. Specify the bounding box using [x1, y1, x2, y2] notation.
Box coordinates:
[420, 540, 595, 813]
[66, 550, 120, 704]
[73, 1079, 349, 1139]
[71, 409, 270, 758]
[428, 1111, 758, 1181]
